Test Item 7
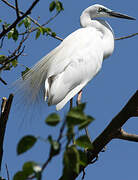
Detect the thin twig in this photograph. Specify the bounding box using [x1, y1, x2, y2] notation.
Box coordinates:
[82, 168, 85, 180]
[115, 33, 138, 40]
[114, 128, 138, 142]
[0, 77, 7, 85]
[0, 36, 5, 48]
[0, 33, 29, 71]
[0, 0, 40, 39]
[15, 0, 20, 18]
[5, 164, 10, 180]
[1, 0, 63, 41]
[57, 119, 66, 142]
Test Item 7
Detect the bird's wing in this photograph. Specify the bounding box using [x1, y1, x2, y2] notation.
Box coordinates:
[46, 28, 104, 110]
[16, 27, 103, 108]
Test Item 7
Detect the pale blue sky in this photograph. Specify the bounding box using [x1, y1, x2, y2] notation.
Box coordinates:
[1, 0, 138, 179]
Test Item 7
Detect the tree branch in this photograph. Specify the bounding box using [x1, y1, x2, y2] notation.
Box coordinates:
[1, 0, 63, 41]
[0, 32, 29, 71]
[69, 90, 138, 179]
[114, 128, 138, 142]
[15, 0, 20, 18]
[0, 94, 14, 171]
[0, 0, 39, 39]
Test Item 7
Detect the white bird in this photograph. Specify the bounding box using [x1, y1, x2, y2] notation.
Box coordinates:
[17, 4, 135, 110]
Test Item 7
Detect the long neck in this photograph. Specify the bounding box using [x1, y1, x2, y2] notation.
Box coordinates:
[80, 12, 114, 59]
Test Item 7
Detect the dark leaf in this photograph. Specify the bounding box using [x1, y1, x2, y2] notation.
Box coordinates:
[11, 59, 18, 68]
[23, 161, 42, 179]
[66, 110, 86, 127]
[8, 29, 14, 39]
[35, 171, 42, 180]
[39, 27, 45, 35]
[13, 171, 28, 180]
[23, 17, 31, 28]
[18, 19, 24, 27]
[35, 29, 41, 39]
[22, 161, 36, 175]
[79, 115, 94, 130]
[17, 135, 37, 155]
[61, 145, 80, 179]
[12, 28, 18, 41]
[51, 32, 56, 37]
[56, 1, 64, 12]
[0, 19, 2, 23]
[76, 135, 93, 149]
[49, 1, 56, 12]
[78, 150, 88, 166]
[0, 55, 6, 61]
[21, 67, 30, 79]
[42, 27, 52, 35]
[45, 113, 60, 126]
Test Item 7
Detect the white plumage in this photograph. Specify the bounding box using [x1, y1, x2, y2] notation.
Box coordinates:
[16, 4, 135, 110]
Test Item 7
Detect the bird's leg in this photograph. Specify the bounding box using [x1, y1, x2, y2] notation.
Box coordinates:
[85, 127, 92, 142]
[76, 90, 92, 143]
[76, 90, 82, 106]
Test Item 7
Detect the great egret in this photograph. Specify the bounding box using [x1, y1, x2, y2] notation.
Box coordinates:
[17, 4, 135, 110]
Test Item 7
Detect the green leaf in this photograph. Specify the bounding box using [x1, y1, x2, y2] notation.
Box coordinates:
[42, 27, 52, 35]
[0, 19, 2, 23]
[79, 115, 94, 130]
[8, 32, 13, 39]
[12, 28, 18, 41]
[22, 161, 42, 179]
[51, 32, 56, 37]
[76, 135, 93, 149]
[67, 110, 86, 127]
[21, 67, 30, 79]
[22, 161, 35, 175]
[35, 171, 42, 180]
[23, 17, 31, 28]
[35, 29, 41, 39]
[7, 28, 14, 39]
[62, 145, 80, 179]
[17, 135, 37, 155]
[78, 150, 88, 167]
[49, 1, 56, 12]
[13, 171, 28, 180]
[18, 19, 24, 27]
[56, 1, 64, 12]
[39, 27, 45, 35]
[45, 113, 60, 126]
[11, 59, 18, 67]
[0, 55, 6, 61]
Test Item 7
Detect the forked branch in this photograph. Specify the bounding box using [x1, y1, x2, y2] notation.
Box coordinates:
[0, 0, 39, 39]
[72, 90, 138, 179]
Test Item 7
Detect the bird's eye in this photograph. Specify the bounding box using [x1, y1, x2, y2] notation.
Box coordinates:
[98, 7, 103, 12]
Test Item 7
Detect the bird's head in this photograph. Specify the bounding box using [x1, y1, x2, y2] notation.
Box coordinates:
[84, 4, 135, 20]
